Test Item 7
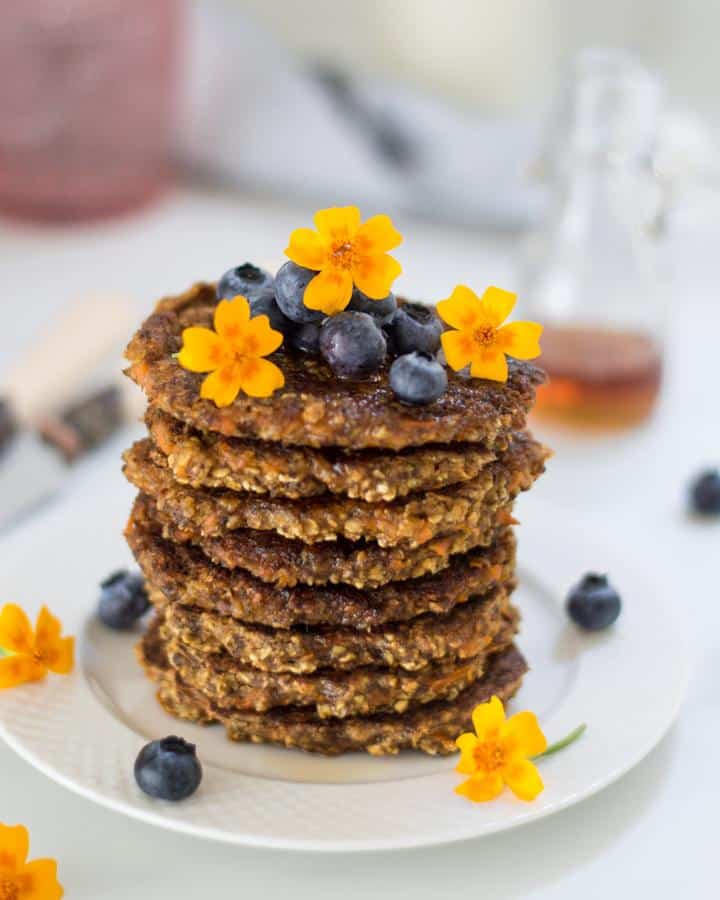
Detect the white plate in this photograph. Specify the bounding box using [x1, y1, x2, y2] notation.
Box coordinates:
[0, 450, 690, 851]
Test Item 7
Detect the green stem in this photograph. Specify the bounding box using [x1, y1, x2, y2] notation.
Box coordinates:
[533, 723, 587, 760]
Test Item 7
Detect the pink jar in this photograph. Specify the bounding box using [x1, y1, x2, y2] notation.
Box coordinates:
[0, 0, 182, 222]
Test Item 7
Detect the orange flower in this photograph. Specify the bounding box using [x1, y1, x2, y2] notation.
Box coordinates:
[438, 285, 542, 383]
[455, 695, 547, 803]
[0, 823, 63, 900]
[0, 605, 74, 690]
[285, 206, 403, 315]
[177, 296, 285, 407]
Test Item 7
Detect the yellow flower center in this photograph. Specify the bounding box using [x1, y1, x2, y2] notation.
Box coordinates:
[329, 240, 357, 270]
[473, 325, 497, 347]
[473, 740, 506, 772]
[0, 878, 19, 900]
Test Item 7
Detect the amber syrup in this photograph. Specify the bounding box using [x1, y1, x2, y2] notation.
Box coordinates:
[533, 326, 663, 428]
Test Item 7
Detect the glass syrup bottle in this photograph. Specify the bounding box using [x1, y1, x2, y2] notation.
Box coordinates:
[519, 49, 666, 428]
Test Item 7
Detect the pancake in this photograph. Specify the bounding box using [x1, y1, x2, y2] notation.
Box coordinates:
[156, 583, 517, 674]
[123, 432, 548, 548]
[139, 629, 528, 755]
[152, 612, 518, 718]
[134, 492, 516, 589]
[126, 500, 516, 629]
[146, 406, 497, 501]
[124, 282, 546, 451]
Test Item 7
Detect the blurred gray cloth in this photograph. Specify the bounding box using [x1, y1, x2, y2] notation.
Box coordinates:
[178, 1, 544, 227]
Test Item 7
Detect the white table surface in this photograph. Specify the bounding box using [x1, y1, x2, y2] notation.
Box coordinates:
[0, 187, 716, 898]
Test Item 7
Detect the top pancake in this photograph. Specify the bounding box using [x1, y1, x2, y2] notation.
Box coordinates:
[125, 283, 546, 450]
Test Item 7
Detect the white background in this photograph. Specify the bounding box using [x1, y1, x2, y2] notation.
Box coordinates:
[0, 189, 716, 897]
[239, 0, 720, 118]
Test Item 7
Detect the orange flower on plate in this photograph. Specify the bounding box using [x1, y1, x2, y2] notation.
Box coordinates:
[455, 695, 547, 803]
[285, 206, 403, 315]
[0, 823, 63, 900]
[177, 296, 285, 407]
[438, 285, 542, 383]
[0, 605, 74, 690]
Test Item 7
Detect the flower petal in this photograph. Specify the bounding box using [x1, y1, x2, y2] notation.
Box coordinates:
[455, 732, 479, 775]
[479, 286, 517, 327]
[496, 322, 543, 359]
[0, 655, 46, 689]
[200, 366, 242, 408]
[33, 606, 60, 656]
[0, 605, 34, 655]
[471, 695, 506, 741]
[314, 206, 361, 241]
[470, 348, 508, 382]
[353, 253, 402, 299]
[502, 758, 544, 802]
[177, 328, 227, 373]
[34, 607, 74, 674]
[285, 227, 327, 271]
[455, 773, 505, 803]
[239, 315, 284, 357]
[355, 214, 403, 253]
[20, 858, 64, 900]
[44, 637, 74, 676]
[0, 824, 29, 873]
[437, 285, 484, 330]
[504, 711, 547, 758]
[441, 330, 476, 372]
[303, 269, 353, 315]
[214, 296, 250, 340]
[237, 358, 285, 398]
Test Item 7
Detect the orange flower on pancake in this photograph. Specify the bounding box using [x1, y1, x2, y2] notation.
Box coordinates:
[177, 296, 285, 406]
[438, 285, 542, 383]
[285, 206, 403, 315]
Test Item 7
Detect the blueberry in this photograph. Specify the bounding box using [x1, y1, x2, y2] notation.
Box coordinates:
[98, 570, 150, 630]
[246, 293, 294, 336]
[288, 322, 322, 354]
[274, 261, 324, 324]
[216, 263, 291, 335]
[566, 573, 621, 631]
[389, 352, 447, 405]
[217, 263, 274, 304]
[134, 736, 202, 802]
[385, 302, 443, 356]
[319, 312, 387, 380]
[690, 469, 720, 516]
[348, 288, 397, 324]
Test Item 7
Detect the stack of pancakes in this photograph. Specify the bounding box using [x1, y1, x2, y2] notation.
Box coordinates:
[122, 284, 549, 755]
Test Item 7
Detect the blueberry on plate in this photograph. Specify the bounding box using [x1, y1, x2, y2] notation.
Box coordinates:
[566, 573, 621, 631]
[385, 302, 443, 356]
[348, 288, 397, 324]
[690, 469, 720, 516]
[319, 312, 387, 380]
[98, 570, 150, 630]
[288, 321, 322, 354]
[134, 736, 203, 802]
[274, 261, 325, 324]
[389, 352, 447, 405]
[217, 263, 274, 304]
